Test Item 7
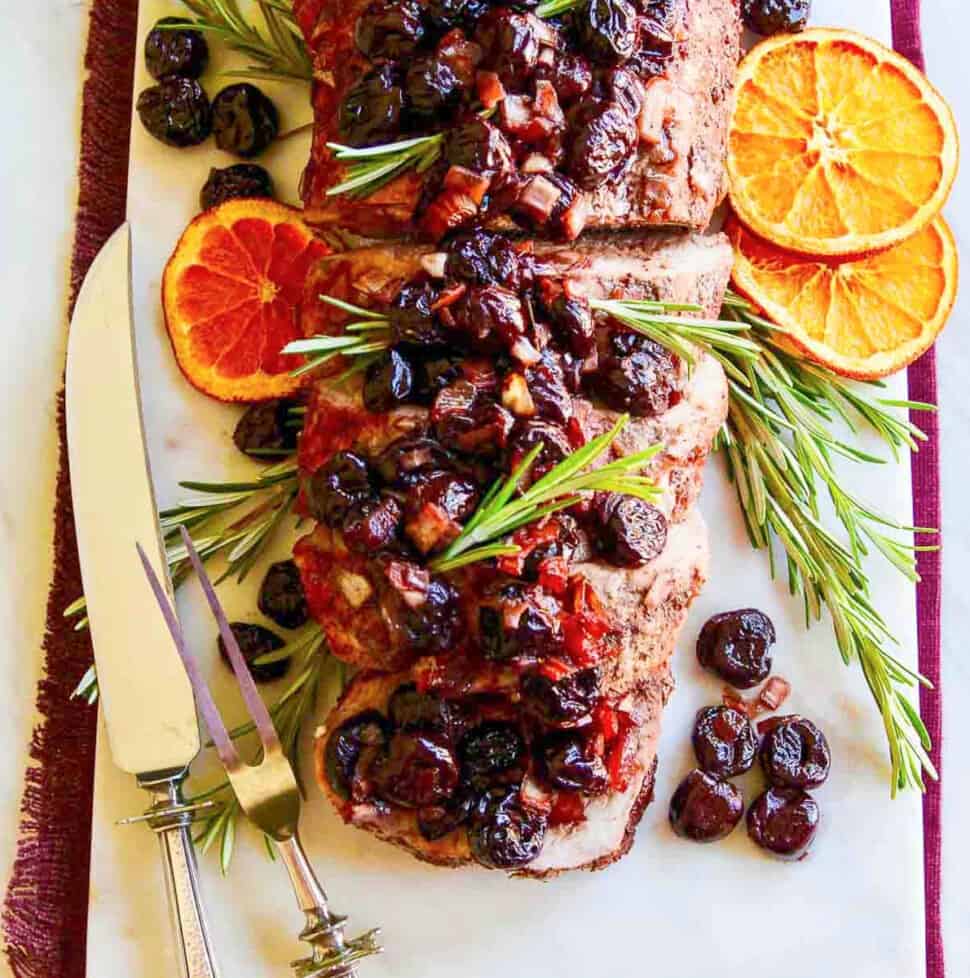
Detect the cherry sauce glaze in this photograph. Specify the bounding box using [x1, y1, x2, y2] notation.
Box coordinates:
[339, 0, 681, 239]
[312, 232, 681, 868]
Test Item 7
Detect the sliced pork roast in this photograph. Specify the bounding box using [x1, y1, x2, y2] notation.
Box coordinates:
[294, 0, 740, 238]
[292, 230, 729, 872]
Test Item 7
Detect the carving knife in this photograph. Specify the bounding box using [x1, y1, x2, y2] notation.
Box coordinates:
[65, 223, 220, 978]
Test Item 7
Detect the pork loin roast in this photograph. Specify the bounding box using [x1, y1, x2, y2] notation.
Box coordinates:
[294, 0, 740, 238]
[290, 228, 729, 873]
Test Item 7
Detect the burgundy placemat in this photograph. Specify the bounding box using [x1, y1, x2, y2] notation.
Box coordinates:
[0, 2, 945, 976]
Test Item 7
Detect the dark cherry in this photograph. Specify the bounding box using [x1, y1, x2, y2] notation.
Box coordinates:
[200, 163, 274, 210]
[432, 384, 515, 458]
[540, 734, 609, 794]
[668, 769, 744, 843]
[443, 119, 514, 176]
[521, 667, 599, 724]
[405, 57, 463, 123]
[339, 64, 406, 147]
[373, 730, 460, 807]
[399, 576, 462, 651]
[692, 706, 759, 779]
[306, 451, 373, 528]
[258, 559, 309, 630]
[547, 293, 595, 358]
[592, 493, 668, 567]
[425, 0, 491, 31]
[591, 329, 682, 416]
[479, 588, 562, 661]
[355, 0, 425, 60]
[325, 710, 391, 800]
[387, 683, 456, 734]
[211, 83, 280, 158]
[537, 52, 593, 105]
[145, 18, 209, 80]
[475, 8, 541, 87]
[217, 622, 288, 683]
[137, 77, 212, 148]
[460, 723, 525, 788]
[507, 420, 572, 484]
[444, 231, 529, 289]
[342, 494, 403, 552]
[604, 66, 644, 119]
[373, 436, 455, 487]
[363, 348, 415, 412]
[468, 793, 546, 869]
[747, 787, 819, 860]
[566, 101, 639, 189]
[451, 285, 526, 345]
[232, 398, 298, 457]
[413, 355, 465, 404]
[417, 788, 477, 840]
[578, 0, 638, 66]
[404, 470, 479, 524]
[760, 715, 831, 789]
[742, 0, 811, 36]
[388, 281, 444, 346]
[525, 352, 574, 426]
[696, 608, 776, 689]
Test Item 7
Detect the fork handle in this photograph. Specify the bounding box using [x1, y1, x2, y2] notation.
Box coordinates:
[143, 776, 221, 978]
[276, 833, 357, 978]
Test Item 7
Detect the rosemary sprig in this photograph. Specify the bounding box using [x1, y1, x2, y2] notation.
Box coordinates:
[325, 134, 447, 199]
[169, 0, 312, 82]
[430, 418, 662, 572]
[604, 292, 936, 793]
[192, 624, 335, 871]
[66, 457, 301, 701]
[534, 0, 584, 15]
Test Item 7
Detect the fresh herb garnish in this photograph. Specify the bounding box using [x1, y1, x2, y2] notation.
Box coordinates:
[606, 292, 936, 794]
[430, 419, 662, 572]
[325, 134, 447, 199]
[168, 0, 312, 82]
[66, 458, 301, 700]
[191, 623, 337, 871]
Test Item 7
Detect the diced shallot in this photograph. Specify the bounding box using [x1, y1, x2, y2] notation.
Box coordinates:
[516, 174, 563, 223]
[443, 165, 490, 205]
[501, 372, 536, 417]
[336, 570, 373, 609]
[420, 252, 448, 278]
[534, 80, 564, 128]
[521, 152, 554, 174]
[384, 560, 431, 609]
[755, 676, 791, 714]
[531, 15, 559, 47]
[420, 188, 479, 239]
[476, 70, 506, 109]
[510, 335, 542, 366]
[637, 78, 674, 145]
[559, 193, 589, 241]
[520, 775, 554, 814]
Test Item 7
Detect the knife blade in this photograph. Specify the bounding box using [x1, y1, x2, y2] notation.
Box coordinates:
[66, 223, 219, 978]
[66, 222, 199, 776]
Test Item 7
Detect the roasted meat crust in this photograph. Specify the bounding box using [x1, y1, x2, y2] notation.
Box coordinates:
[294, 0, 741, 237]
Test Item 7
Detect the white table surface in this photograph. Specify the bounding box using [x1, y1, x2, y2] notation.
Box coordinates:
[0, 1, 966, 974]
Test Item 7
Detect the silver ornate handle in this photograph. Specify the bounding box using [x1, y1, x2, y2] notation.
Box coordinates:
[136, 774, 221, 978]
[276, 832, 381, 978]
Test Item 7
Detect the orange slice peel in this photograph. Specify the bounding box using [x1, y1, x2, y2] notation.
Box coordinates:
[162, 199, 330, 402]
[728, 214, 958, 379]
[728, 28, 959, 257]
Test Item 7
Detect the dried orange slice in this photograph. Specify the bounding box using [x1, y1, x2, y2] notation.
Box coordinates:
[727, 214, 958, 379]
[728, 28, 959, 257]
[162, 199, 330, 402]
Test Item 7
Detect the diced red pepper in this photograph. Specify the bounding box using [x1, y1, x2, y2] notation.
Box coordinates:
[476, 70, 506, 109]
[537, 657, 573, 682]
[548, 791, 586, 826]
[537, 555, 569, 596]
[593, 702, 620, 742]
[606, 723, 636, 792]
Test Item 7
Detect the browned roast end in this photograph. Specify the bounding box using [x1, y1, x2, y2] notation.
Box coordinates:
[314, 665, 673, 876]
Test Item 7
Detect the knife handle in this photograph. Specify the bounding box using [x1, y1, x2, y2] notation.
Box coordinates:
[141, 776, 221, 978]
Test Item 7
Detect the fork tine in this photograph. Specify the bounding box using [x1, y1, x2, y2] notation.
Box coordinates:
[178, 526, 281, 753]
[135, 542, 240, 770]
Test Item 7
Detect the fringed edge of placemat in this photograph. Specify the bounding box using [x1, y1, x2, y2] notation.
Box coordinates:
[1, 2, 137, 977]
[889, 5, 946, 977]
